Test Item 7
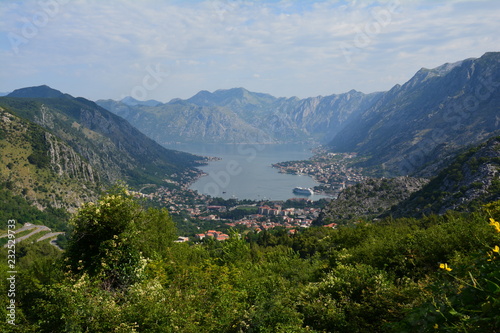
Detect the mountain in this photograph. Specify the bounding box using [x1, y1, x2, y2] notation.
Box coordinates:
[328, 52, 500, 176]
[97, 88, 381, 145]
[0, 86, 204, 208]
[121, 96, 162, 107]
[389, 136, 500, 217]
[317, 135, 500, 225]
[315, 176, 429, 226]
[8, 85, 72, 99]
[0, 106, 99, 211]
[98, 53, 500, 157]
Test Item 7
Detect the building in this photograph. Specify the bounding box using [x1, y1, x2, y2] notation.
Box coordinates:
[174, 236, 189, 243]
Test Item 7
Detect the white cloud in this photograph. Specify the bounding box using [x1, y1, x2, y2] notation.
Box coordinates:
[1, 0, 499, 101]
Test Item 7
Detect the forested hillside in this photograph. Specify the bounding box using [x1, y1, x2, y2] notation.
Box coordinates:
[2, 86, 203, 186]
[390, 136, 500, 218]
[317, 177, 429, 226]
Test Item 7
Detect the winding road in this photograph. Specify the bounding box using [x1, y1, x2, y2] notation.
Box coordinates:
[1, 223, 64, 250]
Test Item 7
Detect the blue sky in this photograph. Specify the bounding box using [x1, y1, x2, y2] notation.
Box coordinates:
[1, 0, 499, 102]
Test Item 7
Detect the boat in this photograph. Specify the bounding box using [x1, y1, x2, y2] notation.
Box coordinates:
[293, 187, 314, 196]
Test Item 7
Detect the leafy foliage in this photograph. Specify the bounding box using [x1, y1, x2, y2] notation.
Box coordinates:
[0, 188, 69, 231]
[3, 191, 500, 332]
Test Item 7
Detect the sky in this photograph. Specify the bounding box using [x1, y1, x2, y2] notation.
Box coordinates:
[1, 0, 499, 102]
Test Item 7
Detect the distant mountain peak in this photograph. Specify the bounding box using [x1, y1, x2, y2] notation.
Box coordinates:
[120, 96, 162, 107]
[7, 85, 71, 99]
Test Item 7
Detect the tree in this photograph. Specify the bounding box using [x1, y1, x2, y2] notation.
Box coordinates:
[64, 186, 176, 290]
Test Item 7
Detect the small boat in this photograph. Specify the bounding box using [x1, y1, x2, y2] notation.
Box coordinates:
[293, 187, 314, 196]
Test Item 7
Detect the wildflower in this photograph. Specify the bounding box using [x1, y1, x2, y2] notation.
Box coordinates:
[493, 245, 500, 253]
[439, 263, 452, 271]
[489, 218, 500, 232]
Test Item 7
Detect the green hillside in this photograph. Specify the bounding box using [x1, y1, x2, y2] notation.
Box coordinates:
[0, 106, 99, 211]
[0, 92, 203, 188]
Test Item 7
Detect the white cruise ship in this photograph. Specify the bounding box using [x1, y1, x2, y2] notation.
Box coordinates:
[292, 187, 314, 196]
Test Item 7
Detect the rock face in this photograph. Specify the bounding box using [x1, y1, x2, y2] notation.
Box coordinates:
[316, 177, 429, 225]
[45, 132, 97, 183]
[390, 136, 500, 217]
[0, 107, 99, 211]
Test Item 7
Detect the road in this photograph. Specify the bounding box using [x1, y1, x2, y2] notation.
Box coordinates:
[1, 223, 65, 250]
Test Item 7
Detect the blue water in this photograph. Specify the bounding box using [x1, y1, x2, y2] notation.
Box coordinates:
[166, 143, 330, 201]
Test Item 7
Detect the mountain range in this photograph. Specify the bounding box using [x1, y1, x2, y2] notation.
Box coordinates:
[98, 52, 500, 177]
[97, 88, 381, 145]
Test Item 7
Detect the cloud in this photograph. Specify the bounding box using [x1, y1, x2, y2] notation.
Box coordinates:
[1, 0, 499, 101]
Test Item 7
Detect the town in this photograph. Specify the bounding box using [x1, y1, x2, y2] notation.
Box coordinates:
[272, 149, 368, 195]
[137, 149, 370, 242]
[149, 184, 330, 242]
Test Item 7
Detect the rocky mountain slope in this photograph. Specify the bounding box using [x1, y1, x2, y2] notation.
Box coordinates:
[317, 135, 500, 225]
[0, 86, 204, 208]
[389, 136, 500, 217]
[329, 52, 500, 176]
[0, 107, 99, 211]
[97, 88, 381, 145]
[315, 176, 429, 225]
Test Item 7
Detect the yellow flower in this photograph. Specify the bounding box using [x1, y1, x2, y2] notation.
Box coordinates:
[439, 263, 452, 271]
[493, 245, 500, 253]
[489, 218, 500, 232]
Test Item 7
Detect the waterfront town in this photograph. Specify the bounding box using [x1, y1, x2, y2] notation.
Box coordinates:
[139, 149, 367, 242]
[272, 150, 368, 195]
[150, 185, 328, 242]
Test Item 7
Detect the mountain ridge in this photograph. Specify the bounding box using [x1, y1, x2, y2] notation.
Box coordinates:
[97, 87, 381, 145]
[328, 52, 500, 176]
[0, 87, 204, 208]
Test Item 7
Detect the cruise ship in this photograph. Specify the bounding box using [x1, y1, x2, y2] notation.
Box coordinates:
[292, 187, 314, 196]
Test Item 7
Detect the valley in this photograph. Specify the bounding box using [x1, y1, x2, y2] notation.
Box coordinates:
[1, 52, 500, 333]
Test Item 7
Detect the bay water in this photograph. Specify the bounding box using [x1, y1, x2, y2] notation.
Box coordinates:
[166, 143, 330, 201]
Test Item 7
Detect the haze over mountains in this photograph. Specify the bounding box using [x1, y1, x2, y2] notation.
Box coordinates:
[98, 88, 381, 146]
[98, 52, 500, 177]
